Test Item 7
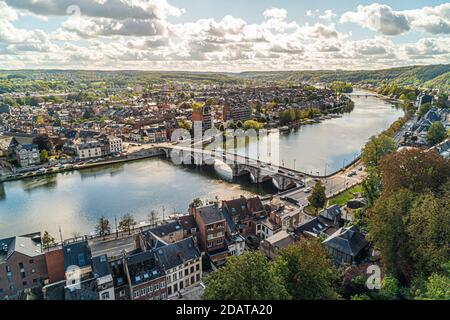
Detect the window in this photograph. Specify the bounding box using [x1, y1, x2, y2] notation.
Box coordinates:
[179, 271, 183, 278]
[180, 281, 183, 290]
[148, 286, 153, 292]
[196, 274, 200, 282]
[185, 269, 189, 276]
[196, 264, 200, 271]
[120, 290, 125, 297]
[161, 282, 166, 288]
[134, 291, 140, 299]
[190, 266, 194, 273]
[155, 283, 159, 290]
[29, 259, 34, 264]
[101, 292, 110, 299]
[173, 283, 178, 292]
[141, 288, 146, 295]
[191, 276, 195, 284]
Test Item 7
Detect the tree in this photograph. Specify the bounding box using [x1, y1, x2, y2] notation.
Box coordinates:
[191, 198, 203, 208]
[118, 213, 136, 235]
[40, 149, 49, 162]
[368, 189, 415, 282]
[376, 275, 404, 300]
[42, 231, 55, 251]
[33, 134, 52, 152]
[406, 194, 450, 277]
[308, 181, 326, 211]
[271, 240, 340, 300]
[416, 272, 450, 300]
[148, 210, 158, 226]
[96, 216, 111, 240]
[361, 134, 396, 169]
[243, 120, 262, 131]
[362, 170, 382, 207]
[427, 121, 447, 146]
[203, 251, 290, 300]
[379, 148, 450, 194]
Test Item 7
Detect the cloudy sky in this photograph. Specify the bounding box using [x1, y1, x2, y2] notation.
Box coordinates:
[0, 0, 449, 71]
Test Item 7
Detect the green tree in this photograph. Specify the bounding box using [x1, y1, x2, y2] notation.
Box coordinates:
[96, 216, 111, 240]
[361, 134, 396, 169]
[308, 181, 326, 212]
[416, 272, 450, 300]
[368, 189, 415, 282]
[40, 149, 49, 162]
[271, 240, 340, 300]
[427, 121, 447, 146]
[203, 251, 290, 300]
[362, 170, 382, 207]
[376, 275, 404, 300]
[42, 231, 56, 251]
[191, 198, 203, 208]
[243, 120, 262, 131]
[406, 194, 450, 276]
[118, 213, 136, 235]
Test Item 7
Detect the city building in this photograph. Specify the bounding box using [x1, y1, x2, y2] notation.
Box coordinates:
[223, 103, 252, 124]
[260, 230, 296, 259]
[15, 144, 40, 167]
[0, 233, 48, 299]
[192, 105, 212, 132]
[154, 237, 202, 298]
[108, 136, 123, 154]
[322, 226, 369, 266]
[75, 141, 102, 159]
[125, 251, 167, 300]
[192, 203, 228, 265]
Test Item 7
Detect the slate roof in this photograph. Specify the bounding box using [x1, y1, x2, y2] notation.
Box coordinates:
[147, 221, 182, 238]
[319, 204, 341, 221]
[0, 233, 43, 262]
[223, 197, 249, 220]
[154, 237, 200, 270]
[179, 215, 198, 234]
[63, 240, 91, 271]
[196, 204, 225, 225]
[91, 254, 111, 278]
[295, 217, 328, 236]
[125, 251, 164, 286]
[323, 226, 368, 257]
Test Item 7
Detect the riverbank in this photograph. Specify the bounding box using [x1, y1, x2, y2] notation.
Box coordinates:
[0, 147, 165, 183]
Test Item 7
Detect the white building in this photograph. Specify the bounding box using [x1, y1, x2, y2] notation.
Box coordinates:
[227, 234, 246, 256]
[76, 141, 102, 159]
[16, 144, 40, 167]
[108, 136, 123, 154]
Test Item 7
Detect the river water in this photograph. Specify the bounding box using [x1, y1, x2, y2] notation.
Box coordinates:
[0, 92, 403, 238]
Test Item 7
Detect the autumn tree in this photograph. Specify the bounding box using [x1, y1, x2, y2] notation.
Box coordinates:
[379, 148, 449, 194]
[96, 216, 111, 240]
[270, 240, 340, 300]
[203, 251, 290, 300]
[308, 181, 326, 211]
[42, 231, 55, 251]
[361, 134, 396, 169]
[119, 213, 137, 235]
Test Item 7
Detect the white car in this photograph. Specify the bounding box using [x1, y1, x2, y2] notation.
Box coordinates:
[304, 187, 312, 193]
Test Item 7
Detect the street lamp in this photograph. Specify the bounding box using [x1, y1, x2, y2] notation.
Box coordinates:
[293, 159, 296, 170]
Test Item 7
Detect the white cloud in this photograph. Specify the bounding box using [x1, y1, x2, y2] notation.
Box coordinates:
[263, 8, 288, 20]
[341, 3, 410, 36]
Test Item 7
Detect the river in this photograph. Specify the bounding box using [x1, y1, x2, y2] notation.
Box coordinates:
[0, 92, 403, 238]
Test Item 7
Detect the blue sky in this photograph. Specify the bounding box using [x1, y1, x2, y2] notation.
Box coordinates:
[0, 1, 449, 71]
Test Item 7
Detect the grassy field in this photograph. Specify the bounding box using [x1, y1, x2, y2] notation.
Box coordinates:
[327, 184, 364, 207]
